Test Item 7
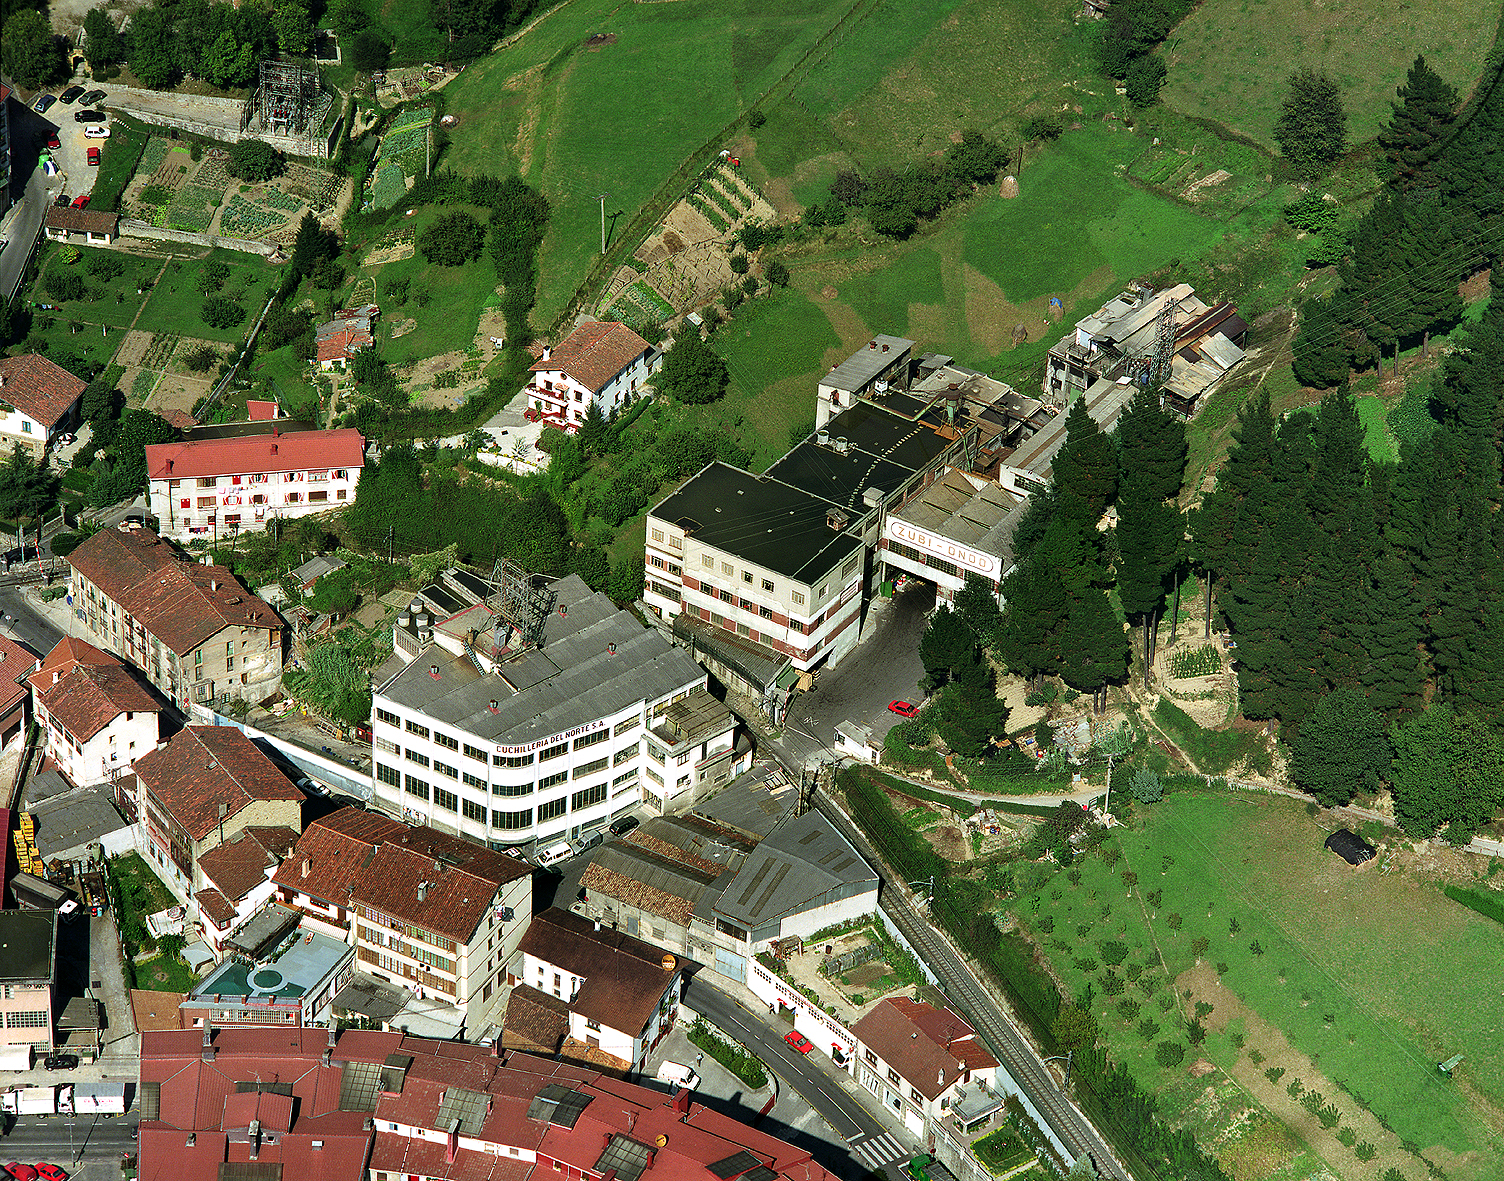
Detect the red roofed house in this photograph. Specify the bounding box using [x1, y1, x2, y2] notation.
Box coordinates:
[0, 353, 88, 459]
[271, 807, 532, 1033]
[126, 725, 303, 903]
[192, 825, 300, 957]
[525, 320, 659, 432]
[514, 907, 685, 1076]
[28, 637, 162, 787]
[145, 425, 365, 541]
[65, 524, 284, 710]
[43, 205, 120, 245]
[852, 996, 1000, 1139]
[0, 632, 38, 752]
[138, 1025, 838, 1181]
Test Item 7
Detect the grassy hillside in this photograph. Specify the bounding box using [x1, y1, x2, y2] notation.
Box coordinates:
[1160, 0, 1500, 147]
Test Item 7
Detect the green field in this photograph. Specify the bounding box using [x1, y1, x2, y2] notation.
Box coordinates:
[1020, 792, 1504, 1176]
[135, 250, 277, 343]
[1160, 0, 1499, 148]
[35, 243, 163, 330]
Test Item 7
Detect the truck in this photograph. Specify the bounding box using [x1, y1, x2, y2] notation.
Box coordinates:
[1, 1084, 74, 1116]
[72, 1081, 127, 1115]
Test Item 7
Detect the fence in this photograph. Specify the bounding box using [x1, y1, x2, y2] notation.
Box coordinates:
[119, 219, 276, 257]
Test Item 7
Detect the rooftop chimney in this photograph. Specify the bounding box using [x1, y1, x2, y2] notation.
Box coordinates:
[201, 1024, 216, 1062]
[210, 580, 218, 592]
[248, 1119, 261, 1160]
[673, 1086, 691, 1114]
[301, 857, 310, 879]
[52, 670, 58, 684]
[417, 882, 428, 902]
[488, 699, 499, 712]
[869, 341, 877, 350]
[882, 344, 889, 352]
[430, 664, 440, 678]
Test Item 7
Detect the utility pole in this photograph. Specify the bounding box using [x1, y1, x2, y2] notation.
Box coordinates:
[387, 523, 394, 565]
[597, 193, 609, 255]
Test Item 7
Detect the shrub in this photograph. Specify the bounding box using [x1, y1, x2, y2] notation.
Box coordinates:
[1116, 999, 1140, 1022]
[86, 252, 126, 281]
[747, 109, 766, 129]
[1265, 1066, 1285, 1083]
[227, 139, 286, 182]
[1191, 936, 1209, 958]
[1336, 1127, 1357, 1148]
[45, 269, 85, 302]
[729, 253, 749, 274]
[765, 260, 789, 286]
[1101, 940, 1128, 966]
[1167, 912, 1183, 931]
[1100, 971, 1124, 997]
[182, 345, 219, 372]
[419, 211, 485, 267]
[1194, 1001, 1214, 1020]
[1186, 1019, 1207, 1046]
[1155, 1041, 1185, 1067]
[1137, 1018, 1159, 1040]
[201, 297, 245, 330]
[1356, 1142, 1377, 1162]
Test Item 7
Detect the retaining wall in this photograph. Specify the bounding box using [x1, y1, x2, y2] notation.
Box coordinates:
[119, 219, 275, 257]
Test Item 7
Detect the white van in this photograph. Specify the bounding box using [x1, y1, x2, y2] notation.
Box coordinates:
[655, 1061, 700, 1089]
[535, 840, 572, 868]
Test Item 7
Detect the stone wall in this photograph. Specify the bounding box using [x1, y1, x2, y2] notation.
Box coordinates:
[119, 219, 275, 257]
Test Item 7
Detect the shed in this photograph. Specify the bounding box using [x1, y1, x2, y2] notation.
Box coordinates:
[1324, 828, 1377, 866]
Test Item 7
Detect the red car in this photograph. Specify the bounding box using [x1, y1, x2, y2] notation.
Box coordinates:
[6, 1165, 40, 1181]
[46, 133, 60, 150]
[87, 147, 100, 166]
[888, 700, 918, 718]
[35, 1166, 68, 1181]
[783, 1031, 813, 1054]
[70, 194, 90, 209]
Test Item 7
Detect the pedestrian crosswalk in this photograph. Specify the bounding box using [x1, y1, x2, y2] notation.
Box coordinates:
[848, 1131, 908, 1171]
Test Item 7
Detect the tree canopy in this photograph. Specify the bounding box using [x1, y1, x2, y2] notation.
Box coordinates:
[1274, 69, 1348, 178]
[419, 211, 486, 267]
[654, 330, 729, 405]
[2, 9, 67, 89]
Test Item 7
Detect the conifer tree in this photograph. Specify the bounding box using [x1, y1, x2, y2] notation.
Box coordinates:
[1115, 386, 1187, 503]
[1379, 55, 1459, 192]
[1051, 397, 1118, 524]
[997, 557, 1069, 685]
[1292, 297, 1350, 389]
[1291, 686, 1391, 805]
[1059, 587, 1129, 713]
[1360, 554, 1427, 716]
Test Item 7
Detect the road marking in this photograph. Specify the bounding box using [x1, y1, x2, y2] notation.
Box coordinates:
[849, 1132, 907, 1169]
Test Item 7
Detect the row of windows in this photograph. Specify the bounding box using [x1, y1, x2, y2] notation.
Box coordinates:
[4, 1011, 49, 1028]
[394, 774, 611, 825]
[378, 711, 646, 781]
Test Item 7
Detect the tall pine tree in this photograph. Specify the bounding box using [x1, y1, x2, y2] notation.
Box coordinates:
[1378, 55, 1459, 192]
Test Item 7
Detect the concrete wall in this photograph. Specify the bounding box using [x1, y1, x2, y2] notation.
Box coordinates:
[120, 219, 274, 258]
[191, 705, 372, 801]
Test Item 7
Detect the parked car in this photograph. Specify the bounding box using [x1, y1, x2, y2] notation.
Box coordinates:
[42, 1054, 79, 1071]
[73, 110, 104, 123]
[34, 1166, 68, 1181]
[570, 830, 604, 857]
[59, 87, 85, 105]
[32, 95, 56, 114]
[87, 147, 100, 166]
[83, 125, 110, 139]
[295, 776, 328, 797]
[45, 133, 60, 150]
[80, 90, 106, 106]
[70, 195, 90, 210]
[534, 840, 572, 868]
[54, 193, 71, 207]
[6, 1165, 40, 1181]
[608, 815, 640, 837]
[783, 1031, 813, 1054]
[888, 700, 919, 718]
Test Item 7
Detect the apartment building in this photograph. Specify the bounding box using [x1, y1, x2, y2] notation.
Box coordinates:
[127, 725, 303, 903]
[144, 424, 364, 541]
[524, 320, 659, 429]
[270, 807, 533, 1034]
[0, 910, 57, 1062]
[66, 524, 284, 710]
[28, 637, 161, 788]
[512, 908, 685, 1075]
[371, 570, 713, 849]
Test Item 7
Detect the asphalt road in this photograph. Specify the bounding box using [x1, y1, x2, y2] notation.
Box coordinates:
[0, 1111, 139, 1177]
[685, 977, 913, 1178]
[0, 585, 64, 655]
[810, 786, 1130, 1180]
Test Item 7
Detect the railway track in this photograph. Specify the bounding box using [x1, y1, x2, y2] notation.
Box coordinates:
[812, 786, 1133, 1181]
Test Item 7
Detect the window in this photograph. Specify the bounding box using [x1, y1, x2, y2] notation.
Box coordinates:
[649, 581, 681, 603]
[911, 1087, 924, 1104]
[492, 808, 532, 830]
[574, 728, 608, 751]
[739, 598, 753, 611]
[494, 781, 534, 797]
[539, 797, 567, 822]
[538, 770, 568, 791]
[495, 752, 534, 768]
[462, 799, 485, 822]
[462, 771, 486, 790]
[613, 769, 638, 787]
[433, 730, 459, 751]
[309, 490, 328, 502]
[575, 756, 609, 778]
[651, 529, 664, 543]
[701, 555, 713, 568]
[538, 741, 568, 762]
[614, 743, 639, 765]
[791, 591, 805, 606]
[648, 744, 665, 764]
[435, 788, 458, 812]
[864, 1049, 877, 1065]
[197, 477, 216, 488]
[197, 496, 215, 509]
[435, 760, 458, 780]
[762, 578, 774, 592]
[719, 588, 732, 603]
[375, 736, 398, 755]
[742, 570, 753, 583]
[406, 720, 430, 738]
[888, 1068, 901, 1085]
[842, 554, 860, 578]
[405, 776, 429, 801]
[737, 623, 751, 637]
[614, 716, 640, 736]
[572, 783, 607, 810]
[405, 749, 430, 768]
[710, 612, 724, 627]
[376, 764, 399, 787]
[464, 743, 487, 762]
[5, 1011, 49, 1027]
[376, 707, 400, 726]
[759, 605, 773, 620]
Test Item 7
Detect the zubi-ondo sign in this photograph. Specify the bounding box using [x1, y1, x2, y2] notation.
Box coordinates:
[885, 518, 999, 577]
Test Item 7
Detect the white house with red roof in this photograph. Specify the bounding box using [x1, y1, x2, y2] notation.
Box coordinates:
[28, 637, 162, 787]
[0, 353, 88, 458]
[0, 632, 38, 751]
[144, 425, 365, 540]
[525, 320, 659, 431]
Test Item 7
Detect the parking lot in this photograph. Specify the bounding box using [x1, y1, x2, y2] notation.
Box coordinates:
[31, 88, 111, 209]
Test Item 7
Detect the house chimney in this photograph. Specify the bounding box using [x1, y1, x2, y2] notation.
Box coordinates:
[301, 857, 310, 878]
[201, 1024, 216, 1062]
[417, 882, 428, 902]
[167, 459, 173, 473]
[938, 1068, 945, 1086]
[869, 341, 876, 350]
[882, 344, 889, 353]
[52, 670, 59, 684]
[271, 443, 278, 455]
[430, 664, 440, 678]
[210, 580, 218, 593]
[673, 1087, 691, 1114]
[248, 1119, 261, 1160]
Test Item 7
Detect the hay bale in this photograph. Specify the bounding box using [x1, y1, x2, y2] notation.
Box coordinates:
[999, 175, 1020, 199]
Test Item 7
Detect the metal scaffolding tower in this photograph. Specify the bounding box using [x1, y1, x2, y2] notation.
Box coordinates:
[1148, 294, 1177, 387]
[242, 59, 322, 154]
[486, 560, 556, 653]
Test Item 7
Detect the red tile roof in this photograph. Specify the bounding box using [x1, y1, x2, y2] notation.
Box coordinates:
[44, 206, 120, 236]
[501, 984, 569, 1055]
[852, 996, 998, 1102]
[132, 725, 303, 842]
[0, 632, 37, 720]
[29, 637, 161, 742]
[517, 908, 682, 1037]
[529, 321, 651, 394]
[145, 426, 365, 480]
[316, 327, 374, 364]
[273, 807, 531, 943]
[197, 824, 300, 903]
[0, 353, 88, 428]
[194, 886, 237, 928]
[161, 408, 198, 431]
[65, 525, 282, 655]
[246, 400, 279, 421]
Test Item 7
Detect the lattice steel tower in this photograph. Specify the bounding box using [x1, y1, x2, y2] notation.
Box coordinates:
[487, 560, 557, 653]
